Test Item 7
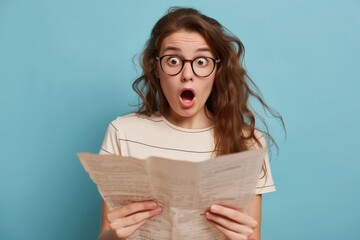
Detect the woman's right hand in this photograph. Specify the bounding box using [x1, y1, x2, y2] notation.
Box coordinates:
[106, 201, 162, 240]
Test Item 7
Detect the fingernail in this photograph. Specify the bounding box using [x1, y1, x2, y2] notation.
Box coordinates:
[149, 202, 157, 208]
[210, 205, 219, 213]
[155, 207, 162, 214]
[251, 220, 258, 227]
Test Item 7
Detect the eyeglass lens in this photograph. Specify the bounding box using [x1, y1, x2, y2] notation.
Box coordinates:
[160, 55, 216, 77]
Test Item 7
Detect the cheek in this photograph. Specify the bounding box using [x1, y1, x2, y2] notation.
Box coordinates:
[204, 79, 215, 96]
[159, 78, 175, 99]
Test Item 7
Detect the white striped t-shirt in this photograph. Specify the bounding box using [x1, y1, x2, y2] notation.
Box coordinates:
[99, 113, 276, 194]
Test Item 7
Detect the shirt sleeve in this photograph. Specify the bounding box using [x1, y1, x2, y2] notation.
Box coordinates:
[254, 132, 276, 195]
[99, 121, 121, 155]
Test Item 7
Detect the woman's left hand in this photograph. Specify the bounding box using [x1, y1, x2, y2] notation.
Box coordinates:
[205, 204, 258, 240]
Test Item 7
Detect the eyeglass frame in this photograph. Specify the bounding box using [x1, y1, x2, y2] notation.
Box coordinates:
[155, 55, 220, 77]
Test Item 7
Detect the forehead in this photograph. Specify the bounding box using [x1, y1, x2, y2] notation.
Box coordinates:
[159, 30, 212, 54]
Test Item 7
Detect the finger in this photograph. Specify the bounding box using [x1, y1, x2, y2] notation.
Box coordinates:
[110, 207, 162, 229]
[207, 220, 249, 240]
[108, 201, 158, 222]
[112, 218, 148, 239]
[209, 205, 257, 228]
[205, 211, 253, 237]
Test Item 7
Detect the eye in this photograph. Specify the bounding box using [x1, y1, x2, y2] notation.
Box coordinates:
[195, 57, 209, 67]
[166, 56, 181, 66]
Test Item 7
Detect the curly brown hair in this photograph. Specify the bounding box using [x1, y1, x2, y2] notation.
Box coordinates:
[132, 7, 284, 159]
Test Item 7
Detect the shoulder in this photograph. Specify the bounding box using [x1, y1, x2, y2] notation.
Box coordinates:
[111, 112, 162, 125]
[244, 129, 267, 150]
[109, 113, 164, 132]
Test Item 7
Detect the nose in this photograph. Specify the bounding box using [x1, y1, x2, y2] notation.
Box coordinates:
[181, 61, 194, 81]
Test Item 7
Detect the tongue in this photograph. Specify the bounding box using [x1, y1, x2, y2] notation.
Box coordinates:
[181, 90, 194, 102]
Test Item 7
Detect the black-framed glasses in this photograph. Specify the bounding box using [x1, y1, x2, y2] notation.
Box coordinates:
[156, 55, 220, 77]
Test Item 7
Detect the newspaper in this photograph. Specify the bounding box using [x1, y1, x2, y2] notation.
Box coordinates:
[77, 148, 266, 240]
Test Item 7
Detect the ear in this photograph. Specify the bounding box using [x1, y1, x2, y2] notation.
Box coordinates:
[153, 61, 160, 78]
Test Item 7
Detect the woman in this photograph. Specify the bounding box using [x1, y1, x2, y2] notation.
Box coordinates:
[98, 7, 283, 240]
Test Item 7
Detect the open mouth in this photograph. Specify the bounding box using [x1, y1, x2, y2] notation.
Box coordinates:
[180, 89, 195, 102]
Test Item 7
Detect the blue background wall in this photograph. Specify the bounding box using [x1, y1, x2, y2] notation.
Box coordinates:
[1, 0, 359, 239]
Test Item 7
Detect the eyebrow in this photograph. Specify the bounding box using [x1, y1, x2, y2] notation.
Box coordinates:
[162, 46, 212, 53]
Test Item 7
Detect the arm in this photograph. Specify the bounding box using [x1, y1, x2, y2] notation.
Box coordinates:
[100, 201, 109, 232]
[247, 194, 262, 240]
[205, 194, 262, 240]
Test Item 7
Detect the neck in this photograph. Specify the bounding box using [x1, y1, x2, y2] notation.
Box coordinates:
[165, 108, 213, 129]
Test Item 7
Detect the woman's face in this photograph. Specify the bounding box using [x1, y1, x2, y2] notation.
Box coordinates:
[157, 30, 216, 128]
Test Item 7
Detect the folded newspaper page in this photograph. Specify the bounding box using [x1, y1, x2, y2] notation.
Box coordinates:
[77, 148, 266, 240]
